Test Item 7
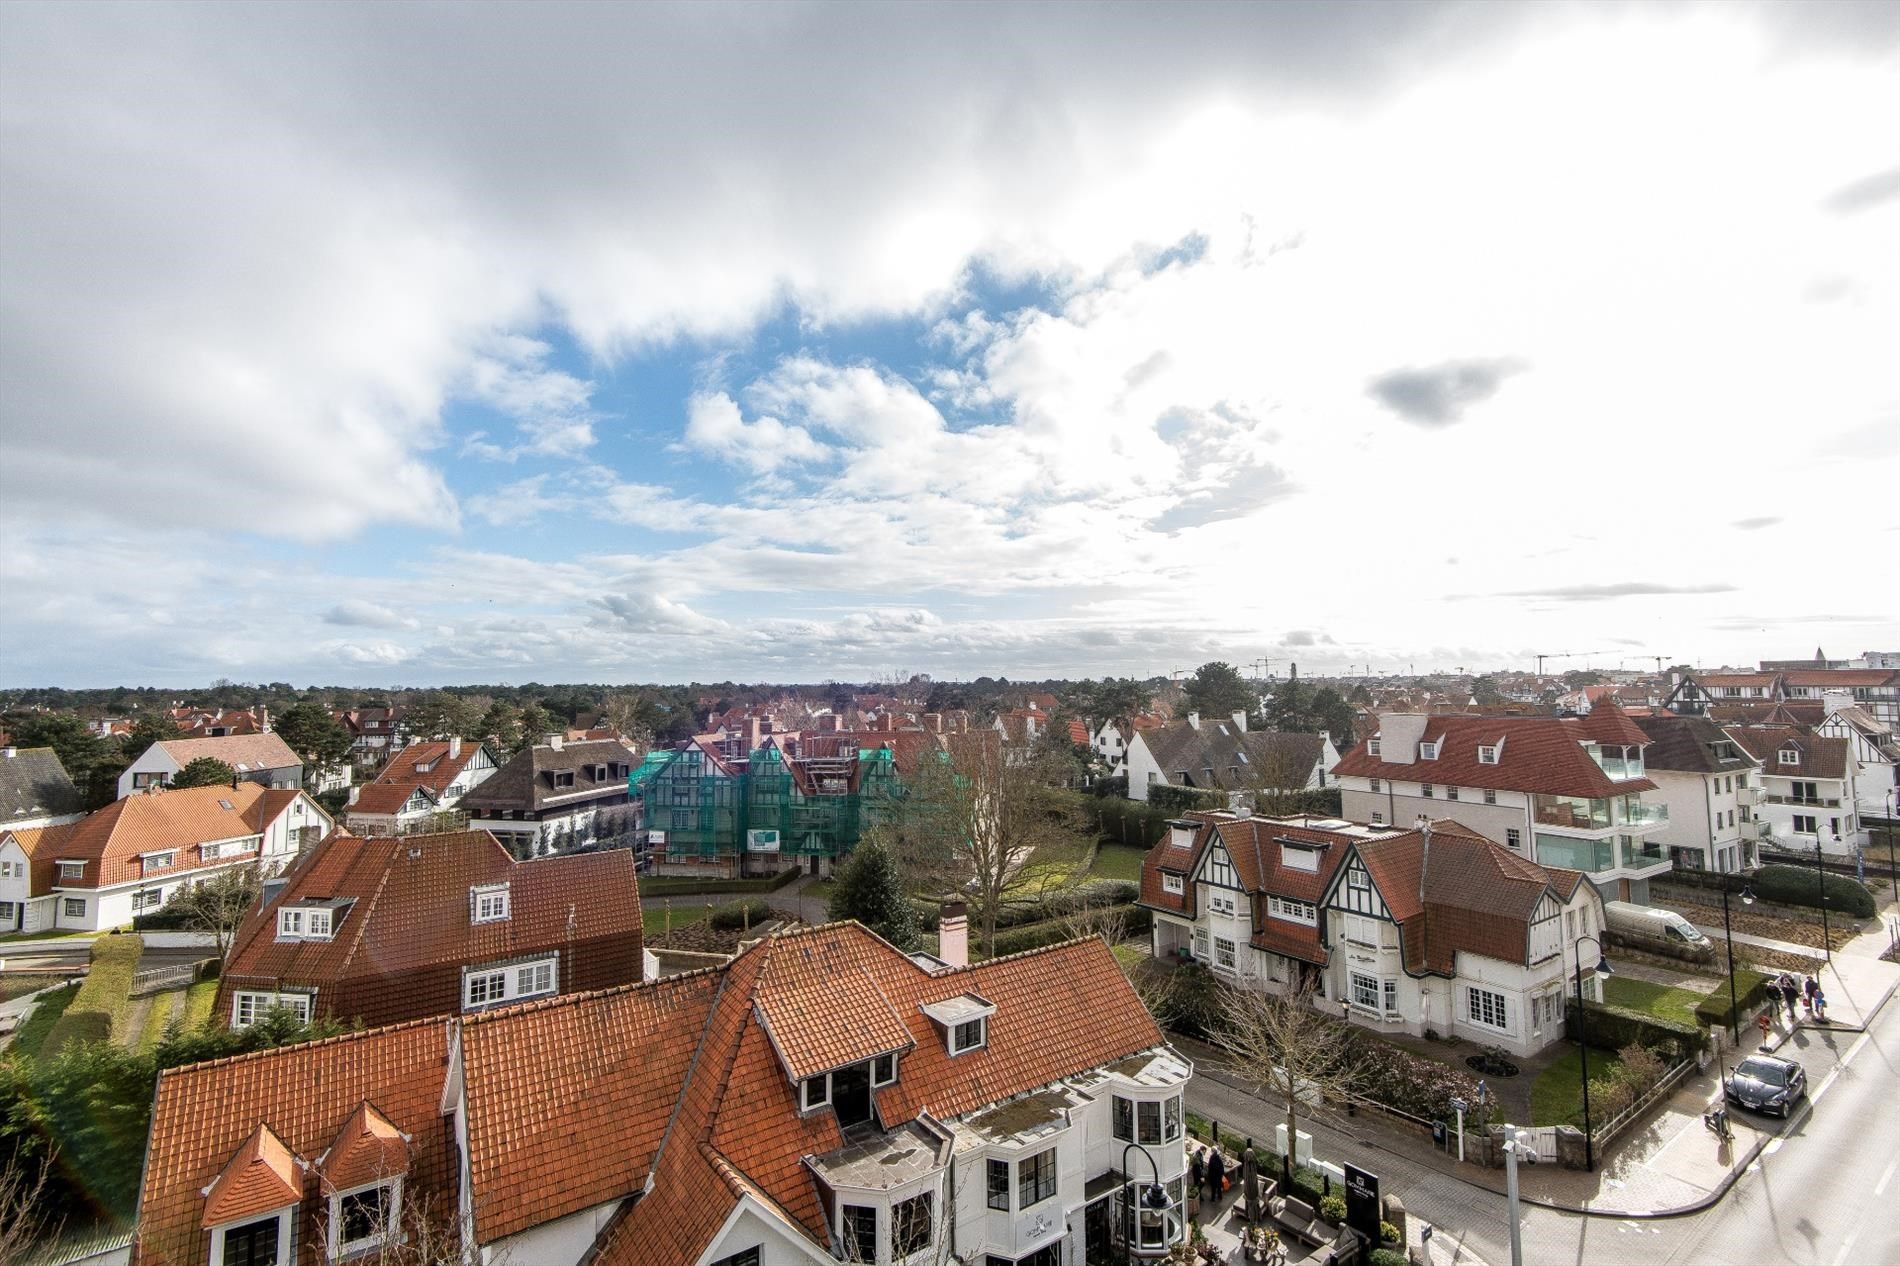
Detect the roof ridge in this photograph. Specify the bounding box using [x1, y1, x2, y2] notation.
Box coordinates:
[154, 1012, 451, 1081]
[335, 861, 392, 974]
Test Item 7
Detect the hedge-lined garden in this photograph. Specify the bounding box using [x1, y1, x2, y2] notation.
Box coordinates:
[639, 868, 804, 897]
[41, 935, 143, 1054]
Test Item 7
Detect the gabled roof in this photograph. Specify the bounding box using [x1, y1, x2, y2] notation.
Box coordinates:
[220, 830, 640, 999]
[458, 739, 638, 813]
[362, 740, 488, 801]
[1697, 672, 1783, 689]
[0, 747, 82, 823]
[1137, 722, 1326, 793]
[199, 1123, 303, 1228]
[316, 1101, 410, 1195]
[150, 733, 301, 774]
[1782, 669, 1900, 688]
[1575, 699, 1650, 747]
[347, 780, 438, 816]
[138, 1019, 452, 1266]
[1724, 727, 1850, 780]
[1633, 714, 1759, 775]
[1331, 715, 1656, 798]
[40, 783, 326, 890]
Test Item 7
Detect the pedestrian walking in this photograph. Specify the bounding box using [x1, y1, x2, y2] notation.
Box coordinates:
[1778, 973, 1799, 1021]
[1207, 1146, 1227, 1203]
[1803, 974, 1820, 1016]
[1190, 1149, 1205, 1202]
[1815, 988, 1828, 1022]
[1765, 979, 1783, 1019]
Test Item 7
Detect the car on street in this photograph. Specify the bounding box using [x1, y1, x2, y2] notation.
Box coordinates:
[1725, 1053, 1807, 1117]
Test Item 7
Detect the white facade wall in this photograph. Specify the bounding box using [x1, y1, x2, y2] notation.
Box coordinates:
[117, 747, 183, 798]
[1758, 771, 1862, 855]
[1644, 768, 1751, 873]
[487, 1199, 623, 1266]
[1125, 734, 1162, 802]
[0, 835, 36, 932]
[695, 1203, 834, 1266]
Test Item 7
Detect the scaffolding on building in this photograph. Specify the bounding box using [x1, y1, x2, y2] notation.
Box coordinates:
[629, 743, 901, 864]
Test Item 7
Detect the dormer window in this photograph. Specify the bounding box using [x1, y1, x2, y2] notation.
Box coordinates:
[551, 770, 576, 789]
[1163, 874, 1184, 895]
[144, 850, 176, 871]
[277, 907, 332, 940]
[58, 859, 88, 880]
[593, 764, 608, 781]
[922, 993, 995, 1057]
[1779, 748, 1800, 766]
[1478, 745, 1500, 765]
[1368, 738, 1381, 756]
[800, 1074, 830, 1110]
[470, 883, 510, 923]
[1419, 741, 1440, 759]
[952, 1018, 987, 1054]
[872, 1053, 897, 1086]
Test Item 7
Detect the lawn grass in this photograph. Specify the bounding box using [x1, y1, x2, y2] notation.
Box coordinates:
[136, 990, 182, 1052]
[1110, 942, 1146, 971]
[805, 879, 836, 908]
[1088, 844, 1148, 884]
[1602, 976, 1707, 1027]
[8, 982, 79, 1059]
[180, 979, 219, 1031]
[1530, 1045, 1624, 1127]
[0, 927, 101, 943]
[641, 902, 717, 937]
[0, 973, 70, 1002]
[42, 934, 144, 1054]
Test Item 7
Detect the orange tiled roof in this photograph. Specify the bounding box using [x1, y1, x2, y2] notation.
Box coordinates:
[153, 732, 300, 774]
[46, 783, 317, 890]
[1332, 715, 1655, 799]
[316, 1101, 410, 1195]
[199, 1123, 303, 1229]
[137, 1020, 452, 1266]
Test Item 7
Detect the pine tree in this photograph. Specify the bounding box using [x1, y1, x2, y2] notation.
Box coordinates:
[827, 833, 921, 951]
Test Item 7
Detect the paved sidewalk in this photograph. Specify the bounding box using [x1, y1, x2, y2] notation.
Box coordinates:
[1690, 922, 1820, 957]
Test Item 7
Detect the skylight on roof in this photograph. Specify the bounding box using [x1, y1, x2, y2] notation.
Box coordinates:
[218, 798, 234, 810]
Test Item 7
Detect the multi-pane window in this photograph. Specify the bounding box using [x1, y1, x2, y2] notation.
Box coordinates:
[1113, 1096, 1133, 1143]
[219, 1214, 280, 1266]
[987, 1158, 1010, 1210]
[133, 888, 166, 911]
[58, 861, 85, 880]
[1269, 897, 1316, 924]
[1505, 828, 1521, 851]
[276, 907, 332, 940]
[232, 991, 311, 1028]
[1348, 865, 1368, 891]
[463, 957, 558, 1009]
[872, 1053, 897, 1086]
[61, 897, 86, 919]
[1162, 874, 1184, 894]
[1017, 1147, 1057, 1208]
[470, 884, 511, 923]
[1484, 788, 1497, 805]
[1467, 988, 1509, 1031]
[1793, 815, 1817, 835]
[466, 970, 508, 1007]
[1351, 972, 1380, 1011]
[1165, 1094, 1181, 1141]
[1214, 937, 1236, 970]
[516, 961, 554, 996]
[144, 851, 176, 870]
[1478, 745, 1499, 765]
[841, 1205, 877, 1263]
[1206, 849, 1238, 888]
[1369, 777, 1381, 793]
[335, 1183, 393, 1255]
[1343, 914, 1379, 946]
[1138, 1098, 1162, 1144]
[1446, 786, 1459, 801]
[1383, 980, 1398, 1015]
[1192, 927, 1210, 960]
[891, 1192, 932, 1256]
[801, 1075, 830, 1110]
[1420, 784, 1435, 798]
[952, 1018, 987, 1054]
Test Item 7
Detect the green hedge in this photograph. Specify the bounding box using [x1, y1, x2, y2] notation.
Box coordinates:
[42, 934, 144, 1055]
[1750, 864, 1875, 919]
[640, 868, 803, 897]
[1370, 1250, 1409, 1266]
[1693, 969, 1775, 1031]
[1086, 796, 1177, 848]
[1564, 998, 1702, 1061]
[708, 898, 774, 931]
[986, 904, 1151, 957]
[1150, 785, 1227, 815]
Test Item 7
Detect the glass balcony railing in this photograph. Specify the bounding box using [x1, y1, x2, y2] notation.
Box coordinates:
[1737, 785, 1765, 806]
[1625, 838, 1668, 867]
[1533, 795, 1611, 831]
[1592, 754, 1647, 781]
[1535, 833, 1615, 872]
[1620, 800, 1669, 828]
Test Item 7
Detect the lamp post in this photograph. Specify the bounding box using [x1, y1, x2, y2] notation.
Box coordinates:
[1120, 1141, 1178, 1264]
[1885, 790, 1898, 936]
[1572, 933, 1612, 1172]
[1718, 882, 1757, 1047]
[1817, 836, 1834, 966]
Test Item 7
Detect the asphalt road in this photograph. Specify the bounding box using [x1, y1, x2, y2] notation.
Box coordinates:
[0, 942, 212, 971]
[1187, 992, 1899, 1266]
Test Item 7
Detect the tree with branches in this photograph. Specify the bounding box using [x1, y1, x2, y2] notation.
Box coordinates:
[272, 701, 354, 787]
[1217, 981, 1366, 1181]
[162, 866, 262, 959]
[170, 756, 236, 789]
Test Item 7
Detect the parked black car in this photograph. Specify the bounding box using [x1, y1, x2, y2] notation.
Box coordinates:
[1725, 1054, 1807, 1118]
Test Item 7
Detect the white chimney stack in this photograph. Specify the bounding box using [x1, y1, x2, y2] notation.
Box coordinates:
[448, 736, 462, 759]
[1232, 711, 1248, 733]
[938, 899, 969, 968]
[1187, 712, 1201, 730]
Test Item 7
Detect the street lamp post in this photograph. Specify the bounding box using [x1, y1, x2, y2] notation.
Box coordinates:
[1120, 1142, 1177, 1265]
[1572, 933, 1613, 1172]
[1885, 790, 1898, 939]
[1817, 837, 1834, 966]
[1718, 882, 1757, 1047]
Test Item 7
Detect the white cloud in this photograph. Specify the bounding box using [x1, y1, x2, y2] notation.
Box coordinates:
[321, 600, 421, 630]
[680, 391, 831, 473]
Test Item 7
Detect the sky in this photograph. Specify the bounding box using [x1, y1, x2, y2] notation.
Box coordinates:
[2, 1, 1897, 688]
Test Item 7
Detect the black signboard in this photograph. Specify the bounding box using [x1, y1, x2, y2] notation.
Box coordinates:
[1344, 1162, 1381, 1243]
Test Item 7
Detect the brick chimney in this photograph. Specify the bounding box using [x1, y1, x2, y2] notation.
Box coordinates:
[819, 713, 840, 733]
[922, 712, 943, 733]
[879, 713, 896, 733]
[745, 716, 764, 752]
[938, 898, 969, 968]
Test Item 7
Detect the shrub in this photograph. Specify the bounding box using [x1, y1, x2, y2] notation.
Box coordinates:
[1751, 864, 1875, 918]
[1319, 1194, 1347, 1224]
[1287, 1166, 1327, 1207]
[1370, 1250, 1410, 1266]
[1581, 1043, 1672, 1125]
[986, 904, 1151, 956]
[1380, 1221, 1401, 1245]
[1693, 969, 1775, 1031]
[641, 869, 802, 896]
[1565, 999, 1702, 1061]
[1151, 785, 1226, 815]
[1153, 961, 1225, 1039]
[1343, 1031, 1485, 1122]
[708, 898, 772, 931]
[43, 934, 143, 1054]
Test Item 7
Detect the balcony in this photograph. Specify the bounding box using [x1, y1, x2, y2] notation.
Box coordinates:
[1625, 839, 1668, 868]
[1591, 752, 1647, 782]
[1737, 785, 1765, 807]
[1533, 795, 1610, 832]
[1765, 794, 1841, 808]
[1534, 833, 1615, 873]
[1620, 800, 1670, 828]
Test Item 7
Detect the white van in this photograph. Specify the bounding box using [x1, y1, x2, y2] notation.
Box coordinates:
[1603, 900, 1712, 952]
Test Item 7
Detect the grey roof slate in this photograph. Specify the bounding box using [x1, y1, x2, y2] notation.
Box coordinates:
[0, 747, 83, 823]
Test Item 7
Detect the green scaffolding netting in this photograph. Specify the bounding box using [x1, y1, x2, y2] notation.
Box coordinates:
[629, 745, 900, 859]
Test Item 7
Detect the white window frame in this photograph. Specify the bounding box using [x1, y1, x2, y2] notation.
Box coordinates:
[1162, 874, 1184, 895]
[1368, 739, 1381, 756]
[801, 1073, 831, 1110]
[1420, 741, 1440, 760]
[1778, 749, 1800, 766]
[61, 897, 86, 919]
[133, 887, 166, 912]
[57, 861, 85, 880]
[0, 860, 16, 878]
[1467, 987, 1509, 1033]
[1350, 971, 1380, 1012]
[328, 1177, 401, 1261]
[1269, 896, 1316, 925]
[144, 850, 176, 871]
[208, 1207, 294, 1266]
[470, 883, 511, 924]
[1483, 788, 1498, 805]
[1370, 811, 1384, 824]
[277, 907, 333, 941]
[1214, 936, 1237, 970]
[1478, 745, 1499, 765]
[1368, 777, 1381, 793]
[872, 1052, 898, 1086]
[1192, 926, 1210, 960]
[232, 990, 312, 1029]
[462, 955, 558, 1009]
[950, 1016, 987, 1055]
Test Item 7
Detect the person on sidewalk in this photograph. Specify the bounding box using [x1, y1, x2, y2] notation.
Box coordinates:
[1207, 1146, 1227, 1204]
[1815, 987, 1829, 1022]
[1804, 974, 1820, 1016]
[1190, 1148, 1205, 1203]
[1779, 973, 1800, 1022]
[1766, 979, 1784, 1019]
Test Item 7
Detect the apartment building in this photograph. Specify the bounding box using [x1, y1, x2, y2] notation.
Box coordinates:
[1138, 812, 1603, 1058]
[118, 733, 304, 799]
[1330, 704, 1671, 903]
[1723, 726, 1862, 856]
[459, 737, 642, 858]
[1632, 714, 1762, 874]
[1125, 714, 1336, 806]
[137, 924, 1189, 1266]
[216, 829, 645, 1030]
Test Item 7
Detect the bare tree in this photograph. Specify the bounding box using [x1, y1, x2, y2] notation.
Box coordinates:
[900, 730, 1088, 957]
[1216, 981, 1365, 1180]
[598, 694, 655, 750]
[164, 866, 262, 959]
[0, 1150, 59, 1266]
[1240, 735, 1314, 816]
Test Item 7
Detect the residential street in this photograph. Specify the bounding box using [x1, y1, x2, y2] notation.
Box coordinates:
[1185, 951, 1900, 1266]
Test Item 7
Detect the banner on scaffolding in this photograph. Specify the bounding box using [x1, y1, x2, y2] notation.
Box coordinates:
[747, 829, 782, 853]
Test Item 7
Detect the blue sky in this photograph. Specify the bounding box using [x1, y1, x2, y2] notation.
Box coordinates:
[2, 2, 1897, 687]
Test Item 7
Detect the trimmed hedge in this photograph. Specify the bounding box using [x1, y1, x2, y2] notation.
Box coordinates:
[986, 904, 1151, 957]
[1370, 1250, 1410, 1266]
[1564, 998, 1703, 1061]
[1693, 968, 1775, 1031]
[1086, 796, 1178, 848]
[42, 934, 144, 1055]
[1150, 785, 1226, 815]
[640, 868, 803, 897]
[708, 898, 773, 931]
[1750, 864, 1875, 919]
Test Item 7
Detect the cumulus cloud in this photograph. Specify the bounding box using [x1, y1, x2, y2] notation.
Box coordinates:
[1493, 582, 1739, 602]
[592, 591, 730, 636]
[1731, 515, 1782, 530]
[322, 600, 421, 630]
[680, 392, 831, 473]
[1366, 358, 1527, 427]
[1823, 165, 1900, 214]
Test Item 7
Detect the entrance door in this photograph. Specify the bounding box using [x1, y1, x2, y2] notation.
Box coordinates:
[832, 1062, 873, 1129]
[1084, 1196, 1116, 1266]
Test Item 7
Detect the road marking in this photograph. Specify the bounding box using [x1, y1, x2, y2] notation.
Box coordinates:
[1764, 1137, 1785, 1154]
[1875, 1152, 1900, 1197]
[1830, 1228, 1861, 1266]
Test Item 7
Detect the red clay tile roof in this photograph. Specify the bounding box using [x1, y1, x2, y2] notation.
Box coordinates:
[45, 783, 319, 890]
[199, 1124, 303, 1229]
[219, 830, 642, 1027]
[1724, 727, 1850, 780]
[1697, 672, 1782, 689]
[137, 1019, 453, 1266]
[153, 732, 301, 774]
[346, 781, 436, 816]
[316, 1101, 410, 1195]
[365, 741, 487, 798]
[1782, 669, 1898, 687]
[1576, 699, 1650, 747]
[1332, 715, 1655, 798]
